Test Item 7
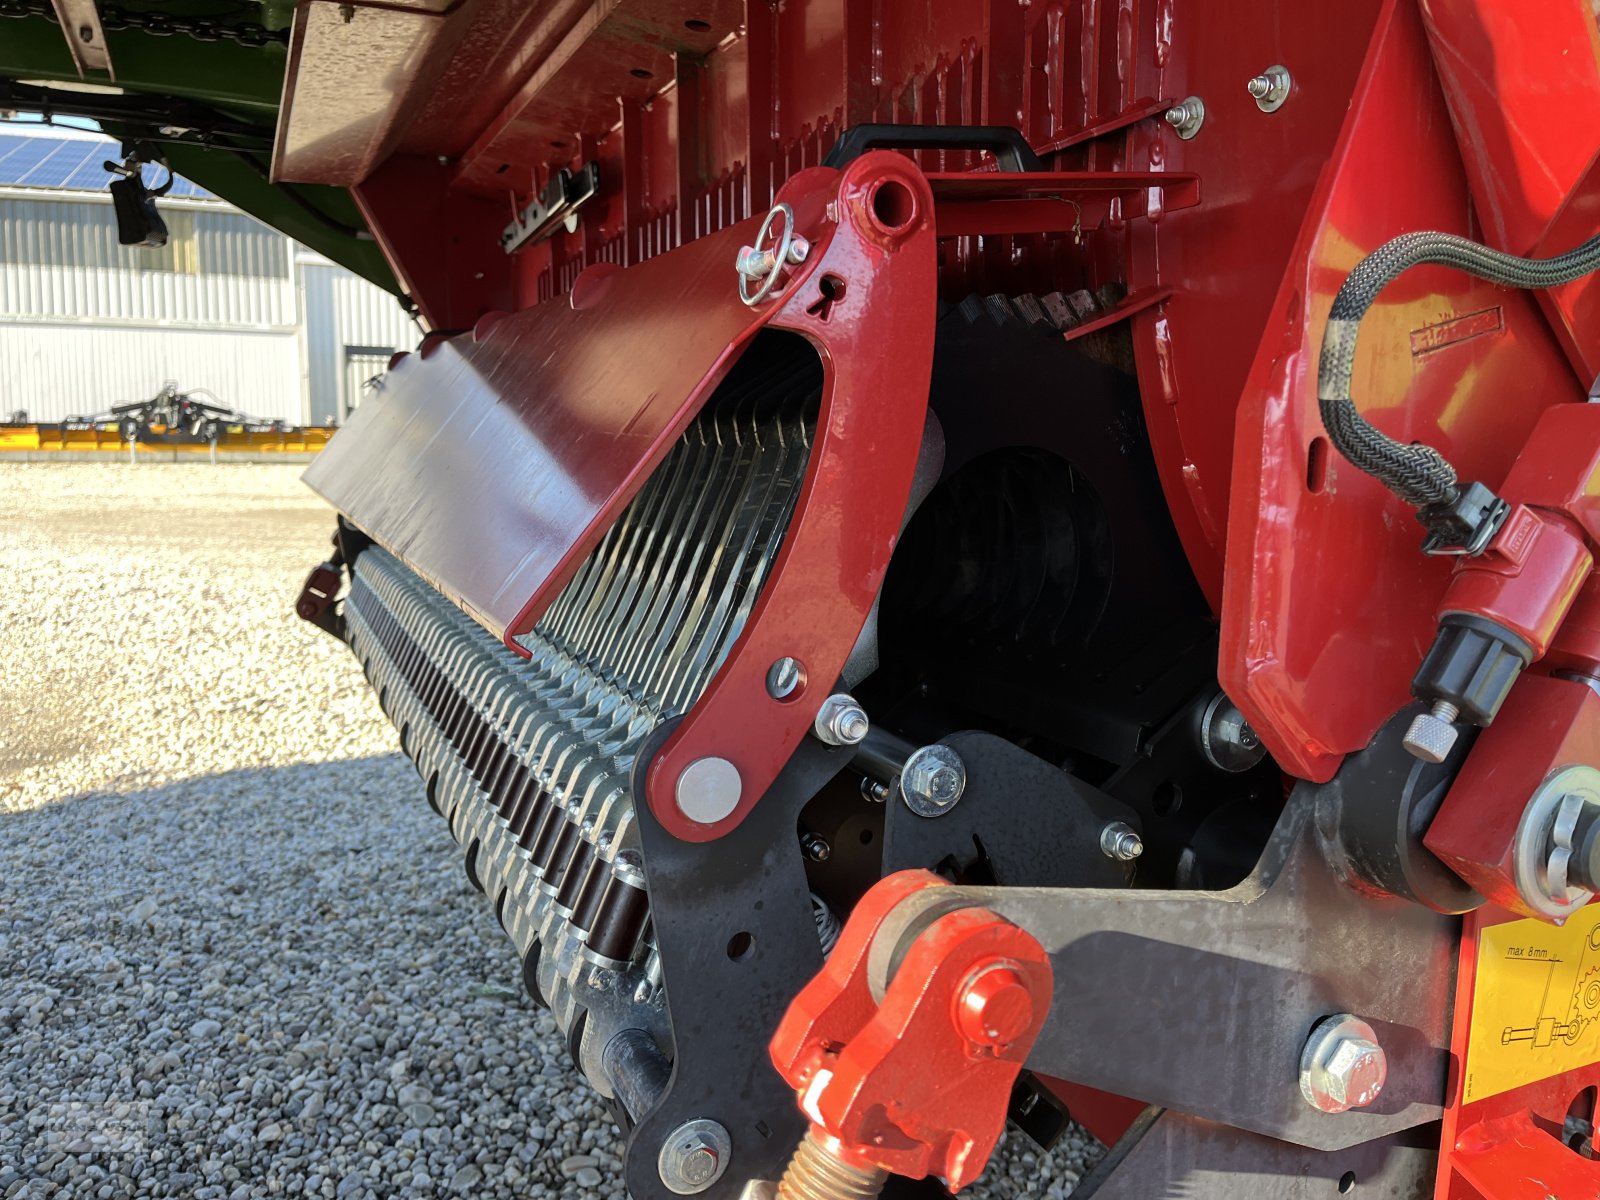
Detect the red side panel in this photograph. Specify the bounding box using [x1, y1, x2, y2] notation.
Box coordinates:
[1219, 0, 1589, 782]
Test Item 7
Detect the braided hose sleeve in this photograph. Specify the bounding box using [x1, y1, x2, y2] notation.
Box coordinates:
[1317, 231, 1600, 512]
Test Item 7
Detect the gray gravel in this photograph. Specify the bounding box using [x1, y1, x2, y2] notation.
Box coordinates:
[0, 463, 1098, 1198]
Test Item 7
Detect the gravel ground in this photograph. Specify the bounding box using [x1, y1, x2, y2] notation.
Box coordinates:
[0, 463, 1098, 1199]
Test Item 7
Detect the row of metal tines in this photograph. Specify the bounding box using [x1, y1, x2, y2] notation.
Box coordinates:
[346, 546, 655, 984]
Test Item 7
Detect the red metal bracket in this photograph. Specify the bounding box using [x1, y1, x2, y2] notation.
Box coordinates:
[769, 870, 1052, 1192]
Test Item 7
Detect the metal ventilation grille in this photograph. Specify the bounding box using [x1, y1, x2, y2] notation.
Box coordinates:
[342, 333, 822, 1096]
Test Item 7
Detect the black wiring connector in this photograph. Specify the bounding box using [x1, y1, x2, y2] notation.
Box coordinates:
[1317, 231, 1600, 549]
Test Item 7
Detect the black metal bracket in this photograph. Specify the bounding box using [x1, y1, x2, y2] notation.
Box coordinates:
[1074, 1106, 1438, 1199]
[823, 123, 1045, 172]
[883, 729, 1138, 888]
[623, 729, 859, 1199]
[918, 791, 1456, 1152]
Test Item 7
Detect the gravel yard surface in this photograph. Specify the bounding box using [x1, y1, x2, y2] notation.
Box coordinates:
[0, 463, 1097, 1199]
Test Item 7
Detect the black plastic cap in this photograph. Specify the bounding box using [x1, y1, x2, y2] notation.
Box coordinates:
[1412, 614, 1532, 726]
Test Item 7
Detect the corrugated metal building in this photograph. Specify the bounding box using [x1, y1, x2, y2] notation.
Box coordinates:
[0, 126, 415, 425]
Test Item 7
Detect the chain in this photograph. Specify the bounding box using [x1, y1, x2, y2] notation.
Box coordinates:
[0, 0, 288, 47]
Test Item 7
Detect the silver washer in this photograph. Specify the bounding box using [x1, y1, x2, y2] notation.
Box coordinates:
[900, 743, 968, 817]
[1513, 764, 1600, 920]
[658, 1118, 732, 1195]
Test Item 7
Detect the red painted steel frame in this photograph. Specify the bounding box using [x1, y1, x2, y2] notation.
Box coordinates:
[307, 153, 940, 843]
[1219, 0, 1592, 782]
[296, 0, 1598, 787]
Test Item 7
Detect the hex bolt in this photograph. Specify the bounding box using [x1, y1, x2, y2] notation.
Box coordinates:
[1299, 1014, 1388, 1114]
[1402, 700, 1460, 764]
[786, 234, 811, 264]
[1163, 96, 1206, 139]
[899, 744, 968, 817]
[658, 1118, 732, 1194]
[800, 832, 832, 863]
[813, 694, 870, 747]
[1200, 693, 1268, 773]
[1246, 64, 1293, 112]
[1099, 821, 1144, 862]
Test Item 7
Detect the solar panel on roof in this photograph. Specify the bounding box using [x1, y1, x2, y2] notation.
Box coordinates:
[0, 133, 215, 199]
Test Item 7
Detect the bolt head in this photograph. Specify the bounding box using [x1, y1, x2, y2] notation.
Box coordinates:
[1201, 694, 1268, 773]
[678, 1143, 719, 1187]
[900, 744, 968, 817]
[957, 964, 1035, 1050]
[1402, 711, 1459, 764]
[1300, 1015, 1387, 1113]
[658, 1120, 731, 1194]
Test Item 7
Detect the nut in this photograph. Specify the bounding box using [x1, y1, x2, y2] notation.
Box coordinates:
[813, 693, 869, 747]
[1299, 1014, 1387, 1114]
[1246, 64, 1293, 112]
[1163, 96, 1206, 139]
[1099, 821, 1144, 862]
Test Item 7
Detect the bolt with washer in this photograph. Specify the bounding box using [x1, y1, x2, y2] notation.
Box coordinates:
[1299, 1014, 1387, 1114]
[658, 1118, 732, 1194]
[813, 693, 870, 747]
[1164, 96, 1206, 139]
[900, 743, 968, 817]
[1099, 821, 1144, 862]
[1246, 64, 1293, 112]
[1200, 693, 1267, 773]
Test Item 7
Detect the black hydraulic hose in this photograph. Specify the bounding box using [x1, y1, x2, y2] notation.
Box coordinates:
[1317, 231, 1600, 521]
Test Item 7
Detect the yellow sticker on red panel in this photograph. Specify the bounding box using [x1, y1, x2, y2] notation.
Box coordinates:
[1463, 906, 1600, 1104]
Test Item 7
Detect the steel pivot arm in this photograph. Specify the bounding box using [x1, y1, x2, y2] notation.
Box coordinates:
[766, 870, 1052, 1194]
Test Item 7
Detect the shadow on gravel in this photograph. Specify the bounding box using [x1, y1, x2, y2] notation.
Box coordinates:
[0, 756, 629, 1199]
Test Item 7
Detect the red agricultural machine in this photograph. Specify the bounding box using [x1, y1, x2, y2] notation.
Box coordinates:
[9, 0, 1600, 1196]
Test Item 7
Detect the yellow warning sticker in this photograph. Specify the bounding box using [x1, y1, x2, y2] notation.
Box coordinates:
[1463, 905, 1600, 1104]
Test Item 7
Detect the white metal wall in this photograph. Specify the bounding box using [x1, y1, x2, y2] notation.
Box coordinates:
[0, 190, 413, 424]
[0, 196, 295, 329]
[300, 258, 415, 423]
[0, 324, 301, 424]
